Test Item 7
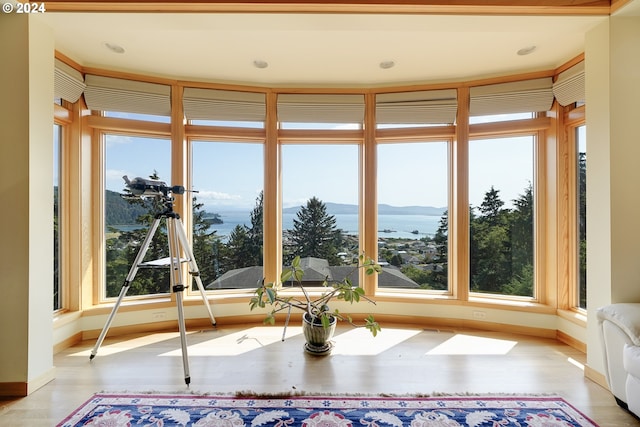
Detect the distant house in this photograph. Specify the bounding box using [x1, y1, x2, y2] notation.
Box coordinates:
[206, 266, 264, 290]
[424, 243, 437, 256]
[398, 252, 421, 265]
[206, 256, 419, 289]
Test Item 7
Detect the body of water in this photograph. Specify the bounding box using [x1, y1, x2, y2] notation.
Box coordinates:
[209, 211, 442, 240]
[110, 212, 444, 240]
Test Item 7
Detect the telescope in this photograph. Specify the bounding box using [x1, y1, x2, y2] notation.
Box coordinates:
[93, 175, 215, 385]
[123, 175, 185, 198]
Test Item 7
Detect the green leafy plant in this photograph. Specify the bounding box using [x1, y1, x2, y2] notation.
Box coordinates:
[250, 254, 382, 338]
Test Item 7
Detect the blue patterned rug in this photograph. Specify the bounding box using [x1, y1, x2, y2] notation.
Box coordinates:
[57, 393, 599, 426]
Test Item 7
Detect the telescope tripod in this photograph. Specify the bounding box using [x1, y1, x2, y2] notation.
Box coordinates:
[89, 207, 216, 386]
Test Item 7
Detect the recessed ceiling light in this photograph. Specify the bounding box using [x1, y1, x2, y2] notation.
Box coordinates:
[379, 60, 395, 70]
[253, 60, 269, 69]
[103, 42, 125, 54]
[517, 45, 537, 56]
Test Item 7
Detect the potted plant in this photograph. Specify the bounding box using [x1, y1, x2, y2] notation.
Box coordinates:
[250, 254, 382, 355]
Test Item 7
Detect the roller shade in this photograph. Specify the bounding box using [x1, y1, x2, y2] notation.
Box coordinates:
[376, 89, 457, 124]
[470, 77, 554, 116]
[84, 74, 171, 116]
[183, 88, 265, 122]
[553, 62, 585, 107]
[278, 94, 365, 123]
[54, 59, 85, 103]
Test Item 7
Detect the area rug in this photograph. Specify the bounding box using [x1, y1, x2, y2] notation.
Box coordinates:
[56, 393, 599, 426]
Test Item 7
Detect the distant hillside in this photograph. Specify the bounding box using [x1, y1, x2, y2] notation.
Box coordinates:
[283, 202, 446, 216]
[105, 190, 152, 225]
[106, 190, 223, 226]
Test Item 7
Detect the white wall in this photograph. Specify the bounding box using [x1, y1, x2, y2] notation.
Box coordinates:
[0, 14, 55, 395]
[585, 15, 640, 375]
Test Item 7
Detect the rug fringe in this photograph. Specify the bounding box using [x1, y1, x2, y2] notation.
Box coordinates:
[235, 390, 560, 398]
[98, 389, 560, 399]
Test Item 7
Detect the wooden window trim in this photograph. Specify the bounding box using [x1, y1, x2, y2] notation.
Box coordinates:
[75, 65, 578, 312]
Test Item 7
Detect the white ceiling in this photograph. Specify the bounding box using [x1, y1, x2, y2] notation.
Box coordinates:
[37, 1, 640, 87]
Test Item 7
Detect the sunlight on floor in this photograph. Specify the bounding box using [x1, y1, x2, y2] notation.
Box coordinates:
[69, 332, 187, 357]
[161, 326, 303, 356]
[69, 328, 527, 359]
[330, 328, 421, 355]
[426, 334, 518, 355]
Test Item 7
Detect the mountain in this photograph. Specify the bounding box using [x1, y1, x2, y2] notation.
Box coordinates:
[283, 202, 446, 216]
[106, 190, 225, 226]
[107, 192, 444, 227]
[105, 190, 152, 225]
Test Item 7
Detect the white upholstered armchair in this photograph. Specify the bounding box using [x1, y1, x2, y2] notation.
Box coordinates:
[597, 303, 640, 418]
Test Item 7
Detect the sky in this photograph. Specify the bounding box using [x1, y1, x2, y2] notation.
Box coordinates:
[104, 134, 533, 212]
[101, 115, 537, 213]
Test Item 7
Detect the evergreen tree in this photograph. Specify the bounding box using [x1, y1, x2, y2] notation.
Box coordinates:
[289, 197, 342, 265]
[191, 195, 222, 289]
[428, 210, 449, 290]
[468, 205, 480, 291]
[389, 253, 403, 267]
[247, 191, 264, 266]
[219, 191, 264, 272]
[468, 185, 536, 297]
[578, 151, 587, 308]
[470, 187, 510, 294]
[508, 183, 534, 297]
[225, 224, 255, 268]
[472, 222, 509, 293]
[479, 186, 505, 224]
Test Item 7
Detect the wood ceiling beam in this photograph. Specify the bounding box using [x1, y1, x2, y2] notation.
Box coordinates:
[42, 1, 612, 15]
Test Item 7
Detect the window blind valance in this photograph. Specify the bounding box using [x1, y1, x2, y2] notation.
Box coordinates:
[553, 62, 585, 107]
[277, 94, 365, 124]
[469, 77, 554, 117]
[54, 59, 85, 103]
[376, 89, 457, 124]
[84, 75, 171, 116]
[183, 88, 265, 122]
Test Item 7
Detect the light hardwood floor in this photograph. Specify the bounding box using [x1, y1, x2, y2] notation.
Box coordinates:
[1, 323, 639, 426]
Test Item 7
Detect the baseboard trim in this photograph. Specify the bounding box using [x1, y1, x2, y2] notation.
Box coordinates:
[0, 382, 27, 397]
[556, 330, 586, 352]
[54, 331, 83, 354]
[584, 364, 609, 391]
[0, 367, 56, 397]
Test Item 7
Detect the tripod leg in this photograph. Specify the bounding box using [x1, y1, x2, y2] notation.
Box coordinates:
[174, 218, 216, 326]
[167, 217, 191, 385]
[90, 218, 162, 360]
[175, 289, 190, 385]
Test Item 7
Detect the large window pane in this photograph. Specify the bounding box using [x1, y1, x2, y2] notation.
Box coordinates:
[377, 142, 449, 291]
[577, 125, 587, 309]
[192, 141, 264, 290]
[53, 124, 62, 310]
[104, 134, 171, 298]
[469, 136, 535, 298]
[282, 144, 359, 274]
